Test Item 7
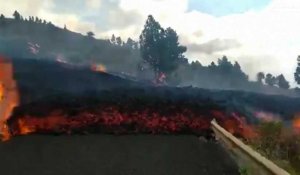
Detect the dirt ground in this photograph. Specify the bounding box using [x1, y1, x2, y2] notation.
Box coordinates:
[0, 135, 239, 175]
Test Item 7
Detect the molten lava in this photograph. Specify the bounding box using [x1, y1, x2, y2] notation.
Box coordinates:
[0, 82, 3, 101]
[0, 56, 20, 141]
[0, 57, 258, 141]
[4, 101, 258, 141]
[293, 115, 300, 134]
[91, 64, 106, 73]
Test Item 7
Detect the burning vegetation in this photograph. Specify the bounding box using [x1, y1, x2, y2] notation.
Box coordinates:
[91, 63, 107, 73]
[0, 56, 19, 141]
[293, 115, 300, 134]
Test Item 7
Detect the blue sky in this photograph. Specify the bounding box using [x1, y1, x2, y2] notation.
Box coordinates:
[188, 0, 272, 16]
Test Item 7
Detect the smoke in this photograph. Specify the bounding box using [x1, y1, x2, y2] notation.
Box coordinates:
[188, 39, 241, 55]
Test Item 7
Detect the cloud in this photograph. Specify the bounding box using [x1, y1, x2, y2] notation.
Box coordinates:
[188, 39, 241, 54]
[86, 0, 102, 9]
[0, 0, 53, 17]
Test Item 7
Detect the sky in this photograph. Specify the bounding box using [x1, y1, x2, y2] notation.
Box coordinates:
[0, 0, 299, 85]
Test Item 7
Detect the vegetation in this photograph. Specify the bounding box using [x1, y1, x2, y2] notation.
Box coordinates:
[139, 15, 187, 81]
[239, 167, 249, 175]
[248, 122, 300, 174]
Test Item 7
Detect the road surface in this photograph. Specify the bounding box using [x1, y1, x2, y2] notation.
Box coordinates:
[0, 135, 239, 175]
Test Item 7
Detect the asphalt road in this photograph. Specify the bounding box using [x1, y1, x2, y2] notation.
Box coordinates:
[0, 135, 239, 175]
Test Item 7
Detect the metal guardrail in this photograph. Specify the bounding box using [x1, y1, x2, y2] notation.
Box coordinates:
[211, 119, 290, 175]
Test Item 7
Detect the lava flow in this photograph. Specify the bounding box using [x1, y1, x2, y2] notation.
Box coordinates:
[0, 57, 257, 141]
[5, 102, 257, 141]
[293, 114, 300, 134]
[0, 56, 20, 141]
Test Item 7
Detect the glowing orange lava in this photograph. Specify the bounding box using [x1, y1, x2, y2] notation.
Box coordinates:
[91, 64, 106, 73]
[0, 82, 3, 101]
[293, 115, 300, 134]
[0, 56, 19, 141]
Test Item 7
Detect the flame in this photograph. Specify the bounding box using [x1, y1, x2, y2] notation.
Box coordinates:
[293, 115, 300, 134]
[212, 111, 257, 139]
[18, 119, 35, 135]
[0, 56, 20, 141]
[153, 72, 166, 85]
[0, 82, 3, 101]
[91, 64, 106, 73]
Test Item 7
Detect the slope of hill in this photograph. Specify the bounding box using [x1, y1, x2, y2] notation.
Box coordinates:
[0, 17, 141, 75]
[11, 58, 144, 104]
[0, 15, 299, 96]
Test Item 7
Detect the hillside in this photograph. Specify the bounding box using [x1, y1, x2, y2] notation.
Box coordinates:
[0, 17, 141, 75]
[12, 58, 144, 105]
[0, 15, 299, 96]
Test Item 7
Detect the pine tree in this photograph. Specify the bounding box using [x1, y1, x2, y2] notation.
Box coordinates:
[276, 74, 290, 89]
[116, 37, 122, 46]
[139, 15, 186, 79]
[257, 72, 265, 84]
[111, 34, 116, 44]
[13, 10, 21, 20]
[265, 73, 276, 86]
[87, 31, 95, 38]
[139, 15, 165, 77]
[0, 14, 5, 20]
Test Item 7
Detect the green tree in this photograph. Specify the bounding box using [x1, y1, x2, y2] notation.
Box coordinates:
[13, 10, 21, 20]
[35, 17, 40, 23]
[140, 15, 165, 78]
[0, 14, 5, 20]
[276, 74, 290, 89]
[111, 34, 116, 44]
[265, 73, 276, 86]
[191, 61, 202, 70]
[116, 36, 122, 46]
[87, 31, 95, 38]
[256, 72, 265, 84]
[295, 56, 300, 85]
[0, 14, 5, 25]
[159, 27, 187, 74]
[139, 15, 186, 80]
[217, 56, 232, 74]
[126, 38, 135, 49]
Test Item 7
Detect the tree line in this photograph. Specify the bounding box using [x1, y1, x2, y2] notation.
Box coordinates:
[139, 15, 296, 90]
